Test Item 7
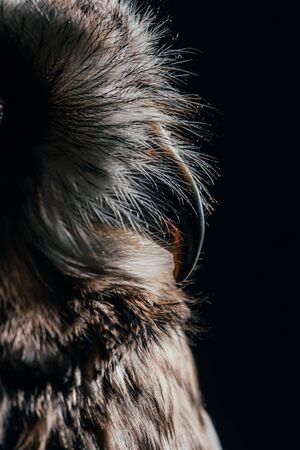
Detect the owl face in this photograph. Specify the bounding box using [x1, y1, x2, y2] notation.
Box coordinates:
[0, 0, 209, 279]
[0, 0, 208, 386]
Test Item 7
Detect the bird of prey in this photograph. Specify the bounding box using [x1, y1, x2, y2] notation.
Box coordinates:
[0, 1, 222, 449]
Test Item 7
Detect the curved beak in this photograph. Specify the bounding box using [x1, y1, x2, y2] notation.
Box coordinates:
[152, 124, 205, 283]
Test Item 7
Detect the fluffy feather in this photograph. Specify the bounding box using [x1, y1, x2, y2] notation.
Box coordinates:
[0, 1, 220, 449]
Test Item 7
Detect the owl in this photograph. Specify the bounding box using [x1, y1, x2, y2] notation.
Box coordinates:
[0, 1, 222, 449]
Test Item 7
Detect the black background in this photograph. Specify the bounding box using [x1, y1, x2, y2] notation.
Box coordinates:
[140, 1, 288, 450]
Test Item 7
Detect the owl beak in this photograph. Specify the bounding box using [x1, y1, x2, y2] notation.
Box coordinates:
[171, 158, 205, 283]
[153, 124, 205, 283]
